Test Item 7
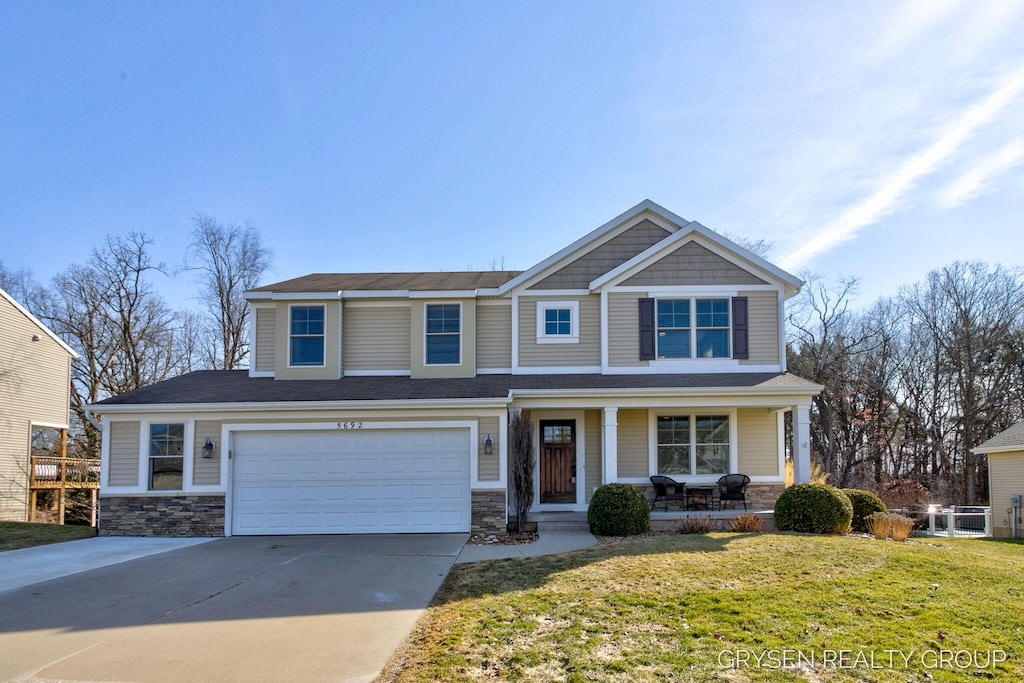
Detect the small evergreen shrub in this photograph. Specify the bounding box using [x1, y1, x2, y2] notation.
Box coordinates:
[774, 483, 853, 534]
[677, 516, 719, 534]
[728, 513, 765, 533]
[841, 489, 888, 533]
[587, 484, 650, 536]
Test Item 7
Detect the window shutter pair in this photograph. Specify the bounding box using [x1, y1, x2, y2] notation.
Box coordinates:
[638, 296, 749, 360]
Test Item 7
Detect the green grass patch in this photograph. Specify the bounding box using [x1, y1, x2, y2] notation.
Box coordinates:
[382, 534, 1024, 682]
[0, 521, 96, 551]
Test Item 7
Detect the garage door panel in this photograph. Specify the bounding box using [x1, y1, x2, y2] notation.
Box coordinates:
[232, 428, 471, 535]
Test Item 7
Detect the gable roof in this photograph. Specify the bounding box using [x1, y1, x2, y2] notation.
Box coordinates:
[0, 287, 78, 358]
[974, 420, 1024, 454]
[249, 270, 522, 295]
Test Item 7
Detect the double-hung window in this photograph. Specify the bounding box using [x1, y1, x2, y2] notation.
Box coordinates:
[426, 303, 460, 365]
[290, 305, 325, 367]
[536, 300, 580, 343]
[655, 297, 730, 359]
[656, 414, 730, 476]
[149, 423, 184, 490]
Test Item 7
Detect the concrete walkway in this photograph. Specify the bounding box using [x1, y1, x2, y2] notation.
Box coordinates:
[455, 529, 598, 563]
[0, 536, 214, 593]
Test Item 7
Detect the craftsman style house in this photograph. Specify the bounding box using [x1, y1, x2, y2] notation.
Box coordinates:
[92, 201, 821, 536]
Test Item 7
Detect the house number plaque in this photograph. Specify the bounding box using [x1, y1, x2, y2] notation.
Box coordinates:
[336, 421, 364, 430]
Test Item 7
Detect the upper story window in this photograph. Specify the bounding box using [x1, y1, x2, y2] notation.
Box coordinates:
[425, 303, 461, 365]
[655, 298, 730, 359]
[289, 305, 325, 367]
[149, 423, 184, 490]
[536, 300, 580, 344]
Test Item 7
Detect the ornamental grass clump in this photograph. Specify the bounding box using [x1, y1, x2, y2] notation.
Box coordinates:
[774, 483, 853, 534]
[841, 489, 887, 533]
[864, 511, 917, 541]
[587, 484, 650, 536]
[728, 513, 765, 532]
[677, 516, 719, 534]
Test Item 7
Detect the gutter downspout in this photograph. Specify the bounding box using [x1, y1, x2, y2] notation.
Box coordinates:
[83, 407, 102, 433]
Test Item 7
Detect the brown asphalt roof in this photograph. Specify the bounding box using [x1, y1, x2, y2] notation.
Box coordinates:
[248, 271, 523, 293]
[93, 371, 821, 406]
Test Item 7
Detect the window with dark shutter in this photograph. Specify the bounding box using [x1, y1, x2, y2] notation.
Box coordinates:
[639, 298, 655, 360]
[732, 296, 749, 359]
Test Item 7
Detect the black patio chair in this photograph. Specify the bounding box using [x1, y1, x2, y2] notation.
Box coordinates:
[717, 474, 751, 511]
[649, 475, 686, 511]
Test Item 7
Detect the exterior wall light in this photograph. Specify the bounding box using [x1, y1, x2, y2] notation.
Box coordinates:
[202, 438, 215, 458]
[484, 434, 493, 455]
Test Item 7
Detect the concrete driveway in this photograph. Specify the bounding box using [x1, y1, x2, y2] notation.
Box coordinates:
[0, 534, 465, 683]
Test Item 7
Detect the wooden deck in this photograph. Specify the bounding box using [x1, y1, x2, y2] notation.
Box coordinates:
[29, 456, 100, 525]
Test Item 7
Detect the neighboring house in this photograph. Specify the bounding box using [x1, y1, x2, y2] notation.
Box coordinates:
[0, 288, 78, 521]
[974, 420, 1024, 538]
[90, 200, 822, 537]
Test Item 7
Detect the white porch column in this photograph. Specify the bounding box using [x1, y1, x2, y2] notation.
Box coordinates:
[793, 403, 812, 483]
[602, 407, 618, 485]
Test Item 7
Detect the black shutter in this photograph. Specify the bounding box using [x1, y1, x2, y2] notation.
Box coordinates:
[732, 296, 749, 359]
[639, 298, 656, 360]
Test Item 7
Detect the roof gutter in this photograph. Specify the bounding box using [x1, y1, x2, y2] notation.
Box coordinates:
[88, 396, 514, 415]
[82, 406, 103, 432]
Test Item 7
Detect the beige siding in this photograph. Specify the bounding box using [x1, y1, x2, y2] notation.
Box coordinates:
[108, 421, 141, 487]
[608, 292, 648, 367]
[989, 451, 1024, 537]
[518, 295, 600, 367]
[737, 408, 780, 477]
[622, 241, 768, 286]
[533, 219, 671, 289]
[585, 409, 602, 502]
[478, 416, 500, 481]
[343, 305, 411, 372]
[0, 296, 73, 520]
[274, 301, 342, 380]
[477, 303, 512, 369]
[254, 307, 276, 373]
[193, 420, 222, 486]
[617, 409, 649, 478]
[741, 290, 780, 365]
[410, 300, 476, 379]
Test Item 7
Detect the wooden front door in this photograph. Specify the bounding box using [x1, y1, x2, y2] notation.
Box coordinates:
[540, 420, 576, 504]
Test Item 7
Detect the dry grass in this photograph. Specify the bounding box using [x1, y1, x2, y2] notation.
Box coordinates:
[380, 534, 1024, 682]
[865, 512, 891, 539]
[676, 515, 719, 534]
[890, 515, 915, 542]
[728, 512, 765, 532]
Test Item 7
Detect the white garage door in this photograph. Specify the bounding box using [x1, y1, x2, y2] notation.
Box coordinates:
[231, 427, 471, 535]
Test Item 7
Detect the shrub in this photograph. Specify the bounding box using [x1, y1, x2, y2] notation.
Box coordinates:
[889, 514, 916, 541]
[841, 489, 888, 533]
[863, 512, 917, 541]
[774, 483, 853, 534]
[677, 516, 719, 534]
[728, 513, 765, 533]
[587, 484, 650, 536]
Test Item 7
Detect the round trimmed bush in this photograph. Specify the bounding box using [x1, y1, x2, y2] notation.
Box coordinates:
[587, 484, 650, 536]
[841, 488, 887, 533]
[774, 483, 853, 534]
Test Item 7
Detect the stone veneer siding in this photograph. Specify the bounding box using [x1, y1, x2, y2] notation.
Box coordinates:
[471, 489, 507, 534]
[100, 495, 226, 537]
[640, 482, 785, 511]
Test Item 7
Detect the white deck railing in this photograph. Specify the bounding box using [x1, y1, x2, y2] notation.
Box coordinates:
[923, 506, 992, 537]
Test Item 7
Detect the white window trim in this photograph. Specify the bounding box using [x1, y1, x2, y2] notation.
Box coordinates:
[655, 296, 731, 360]
[532, 410, 587, 512]
[535, 300, 580, 344]
[287, 303, 327, 369]
[647, 409, 738, 482]
[141, 419, 191, 492]
[423, 301, 463, 367]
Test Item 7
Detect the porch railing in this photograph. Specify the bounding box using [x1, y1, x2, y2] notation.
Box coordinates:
[923, 506, 992, 538]
[30, 456, 101, 488]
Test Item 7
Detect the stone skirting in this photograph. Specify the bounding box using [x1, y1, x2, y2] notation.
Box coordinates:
[99, 495, 226, 537]
[471, 489, 507, 534]
[639, 481, 786, 511]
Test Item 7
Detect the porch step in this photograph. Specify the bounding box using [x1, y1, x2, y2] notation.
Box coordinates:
[528, 512, 591, 533]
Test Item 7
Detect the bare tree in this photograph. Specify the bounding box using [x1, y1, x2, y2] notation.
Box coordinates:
[510, 411, 535, 534]
[184, 216, 272, 369]
[46, 233, 181, 454]
[0, 259, 48, 314]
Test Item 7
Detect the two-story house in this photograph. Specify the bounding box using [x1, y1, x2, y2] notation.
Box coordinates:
[91, 201, 821, 536]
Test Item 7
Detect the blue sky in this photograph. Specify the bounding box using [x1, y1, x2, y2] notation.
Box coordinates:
[2, 1, 1022, 309]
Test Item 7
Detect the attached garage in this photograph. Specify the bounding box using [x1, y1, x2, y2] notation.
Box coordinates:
[229, 425, 472, 535]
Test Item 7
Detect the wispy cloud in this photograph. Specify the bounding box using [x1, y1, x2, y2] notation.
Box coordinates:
[779, 62, 1024, 272]
[938, 139, 1024, 207]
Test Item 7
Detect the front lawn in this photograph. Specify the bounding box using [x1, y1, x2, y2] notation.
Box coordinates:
[0, 521, 96, 552]
[381, 533, 1024, 682]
